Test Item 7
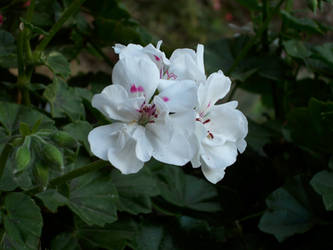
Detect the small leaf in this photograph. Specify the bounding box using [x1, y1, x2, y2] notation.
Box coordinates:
[3, 193, 43, 250]
[0, 29, 17, 68]
[283, 40, 312, 60]
[111, 168, 159, 214]
[281, 10, 323, 34]
[75, 217, 137, 250]
[45, 51, 71, 78]
[63, 121, 93, 153]
[310, 170, 333, 211]
[311, 43, 333, 67]
[43, 78, 85, 121]
[151, 162, 221, 212]
[37, 170, 118, 226]
[52, 131, 77, 149]
[50, 232, 80, 250]
[259, 176, 315, 242]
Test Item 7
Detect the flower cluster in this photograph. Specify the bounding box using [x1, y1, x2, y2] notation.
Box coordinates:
[88, 41, 248, 184]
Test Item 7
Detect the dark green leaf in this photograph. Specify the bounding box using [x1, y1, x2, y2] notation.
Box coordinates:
[37, 170, 118, 226]
[281, 10, 323, 34]
[63, 121, 93, 153]
[2, 193, 43, 250]
[312, 43, 333, 67]
[0, 29, 17, 68]
[43, 78, 85, 121]
[45, 52, 71, 78]
[75, 217, 137, 250]
[259, 176, 315, 242]
[310, 170, 333, 211]
[235, 0, 260, 10]
[283, 40, 311, 60]
[50, 232, 80, 250]
[151, 162, 221, 212]
[0, 101, 54, 135]
[14, 136, 31, 173]
[111, 168, 159, 214]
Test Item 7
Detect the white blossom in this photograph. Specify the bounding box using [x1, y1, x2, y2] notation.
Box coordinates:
[191, 70, 248, 184]
[88, 56, 198, 174]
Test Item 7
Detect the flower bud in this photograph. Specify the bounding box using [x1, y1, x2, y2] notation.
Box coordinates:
[51, 131, 77, 149]
[34, 162, 49, 189]
[0, 15, 3, 25]
[42, 143, 63, 170]
[15, 137, 31, 173]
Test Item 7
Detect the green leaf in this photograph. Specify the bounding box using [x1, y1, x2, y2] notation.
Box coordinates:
[0, 101, 54, 135]
[2, 193, 43, 250]
[74, 217, 137, 250]
[45, 52, 71, 78]
[20, 18, 50, 36]
[63, 121, 93, 153]
[312, 43, 333, 67]
[134, 222, 180, 250]
[281, 10, 323, 34]
[259, 176, 315, 242]
[0, 29, 17, 68]
[111, 168, 159, 214]
[307, 0, 318, 13]
[36, 189, 68, 213]
[151, 162, 221, 212]
[43, 78, 85, 121]
[285, 98, 333, 153]
[50, 232, 80, 250]
[283, 40, 312, 60]
[37, 170, 118, 226]
[310, 170, 333, 211]
[51, 131, 77, 149]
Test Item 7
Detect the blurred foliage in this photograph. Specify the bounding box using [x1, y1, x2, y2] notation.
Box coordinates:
[0, 0, 332, 249]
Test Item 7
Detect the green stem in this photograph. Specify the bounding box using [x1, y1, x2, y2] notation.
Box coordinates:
[26, 160, 109, 195]
[238, 210, 265, 222]
[226, 0, 285, 76]
[35, 0, 87, 53]
[88, 39, 115, 68]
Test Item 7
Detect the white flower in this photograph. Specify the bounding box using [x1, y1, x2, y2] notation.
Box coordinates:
[88, 56, 198, 174]
[158, 44, 206, 91]
[114, 40, 170, 79]
[191, 70, 248, 184]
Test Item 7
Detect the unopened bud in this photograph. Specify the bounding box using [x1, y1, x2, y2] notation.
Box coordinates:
[52, 131, 77, 148]
[42, 143, 63, 170]
[15, 137, 31, 173]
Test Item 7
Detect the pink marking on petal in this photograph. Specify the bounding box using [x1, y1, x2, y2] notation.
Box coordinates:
[207, 102, 211, 108]
[137, 86, 144, 92]
[162, 97, 169, 102]
[154, 55, 161, 61]
[203, 119, 211, 124]
[130, 84, 138, 93]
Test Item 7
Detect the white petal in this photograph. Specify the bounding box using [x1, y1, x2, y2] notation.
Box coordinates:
[92, 85, 143, 122]
[201, 161, 226, 184]
[168, 48, 206, 82]
[151, 131, 196, 166]
[158, 80, 198, 112]
[158, 79, 177, 91]
[206, 104, 248, 142]
[132, 126, 153, 162]
[190, 122, 207, 168]
[236, 139, 247, 153]
[196, 44, 205, 76]
[201, 141, 238, 169]
[88, 123, 124, 161]
[112, 57, 160, 101]
[198, 70, 231, 111]
[114, 43, 144, 59]
[107, 137, 144, 174]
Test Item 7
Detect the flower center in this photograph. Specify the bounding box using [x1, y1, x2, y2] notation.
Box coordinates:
[137, 101, 158, 126]
[196, 116, 214, 139]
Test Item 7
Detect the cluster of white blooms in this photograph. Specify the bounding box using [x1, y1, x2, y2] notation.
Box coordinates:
[88, 41, 248, 184]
